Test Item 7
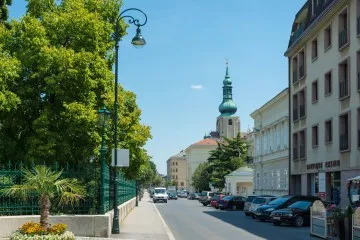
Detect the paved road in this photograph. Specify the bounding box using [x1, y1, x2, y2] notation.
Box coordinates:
[155, 198, 319, 240]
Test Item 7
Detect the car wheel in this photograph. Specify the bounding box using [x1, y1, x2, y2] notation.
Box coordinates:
[232, 205, 237, 211]
[202, 203, 208, 206]
[153, 200, 156, 203]
[215, 206, 219, 209]
[165, 200, 167, 203]
[273, 221, 281, 226]
[251, 214, 256, 219]
[294, 216, 304, 227]
[245, 212, 250, 216]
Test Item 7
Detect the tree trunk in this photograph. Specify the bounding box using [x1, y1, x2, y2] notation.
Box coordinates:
[39, 195, 51, 229]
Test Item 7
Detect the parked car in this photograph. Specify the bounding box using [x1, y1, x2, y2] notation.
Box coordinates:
[199, 191, 214, 206]
[168, 192, 178, 200]
[188, 192, 199, 200]
[179, 191, 188, 198]
[254, 195, 319, 221]
[249, 196, 277, 218]
[218, 196, 246, 210]
[153, 187, 168, 203]
[270, 200, 318, 227]
[210, 194, 225, 209]
[244, 195, 274, 216]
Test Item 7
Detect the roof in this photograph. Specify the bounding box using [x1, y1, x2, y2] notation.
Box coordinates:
[170, 151, 186, 159]
[250, 88, 288, 118]
[226, 166, 254, 177]
[192, 138, 218, 146]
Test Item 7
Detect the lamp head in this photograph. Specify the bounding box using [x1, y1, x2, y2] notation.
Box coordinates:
[131, 27, 146, 48]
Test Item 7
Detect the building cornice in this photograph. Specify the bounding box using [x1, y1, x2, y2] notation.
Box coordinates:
[284, 0, 345, 57]
[250, 88, 289, 118]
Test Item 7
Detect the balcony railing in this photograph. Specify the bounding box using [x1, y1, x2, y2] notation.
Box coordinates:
[293, 108, 298, 121]
[299, 145, 306, 159]
[299, 105, 306, 118]
[299, 65, 305, 79]
[358, 72, 360, 90]
[339, 29, 348, 49]
[293, 71, 298, 83]
[340, 133, 349, 151]
[357, 16, 360, 36]
[293, 147, 298, 160]
[339, 79, 349, 99]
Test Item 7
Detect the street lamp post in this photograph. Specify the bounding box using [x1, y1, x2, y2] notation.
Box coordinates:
[112, 8, 147, 234]
[98, 105, 111, 214]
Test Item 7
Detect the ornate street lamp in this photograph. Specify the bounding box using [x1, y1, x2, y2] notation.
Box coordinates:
[98, 105, 110, 214]
[112, 8, 147, 234]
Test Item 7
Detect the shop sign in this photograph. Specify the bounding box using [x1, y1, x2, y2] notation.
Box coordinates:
[306, 160, 340, 171]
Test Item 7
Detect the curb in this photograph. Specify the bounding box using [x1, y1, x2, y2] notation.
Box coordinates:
[153, 202, 176, 240]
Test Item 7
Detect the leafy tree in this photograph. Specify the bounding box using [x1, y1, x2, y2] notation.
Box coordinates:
[207, 133, 247, 189]
[191, 162, 211, 192]
[165, 180, 178, 188]
[152, 175, 163, 187]
[1, 165, 85, 229]
[0, 0, 152, 180]
[0, 0, 12, 26]
[137, 159, 157, 188]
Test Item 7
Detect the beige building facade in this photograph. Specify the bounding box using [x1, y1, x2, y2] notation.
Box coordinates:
[167, 151, 187, 189]
[250, 88, 289, 197]
[286, 0, 360, 205]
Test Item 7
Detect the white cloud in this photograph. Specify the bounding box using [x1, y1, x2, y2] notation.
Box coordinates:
[191, 85, 203, 90]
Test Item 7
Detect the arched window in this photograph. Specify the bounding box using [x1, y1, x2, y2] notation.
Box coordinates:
[229, 119, 233, 125]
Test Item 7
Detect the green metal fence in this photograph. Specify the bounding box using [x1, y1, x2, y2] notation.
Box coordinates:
[0, 160, 136, 216]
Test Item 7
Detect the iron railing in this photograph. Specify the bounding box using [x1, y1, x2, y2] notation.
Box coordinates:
[339, 29, 348, 49]
[293, 147, 298, 160]
[299, 145, 306, 159]
[340, 133, 349, 151]
[357, 17, 360, 36]
[299, 65, 305, 79]
[299, 105, 306, 118]
[339, 79, 349, 99]
[293, 108, 298, 121]
[293, 70, 298, 83]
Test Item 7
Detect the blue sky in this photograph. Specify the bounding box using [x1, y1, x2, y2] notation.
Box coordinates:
[10, 0, 304, 174]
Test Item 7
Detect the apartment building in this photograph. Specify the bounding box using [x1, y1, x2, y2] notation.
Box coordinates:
[250, 88, 289, 197]
[285, 0, 360, 205]
[167, 150, 187, 189]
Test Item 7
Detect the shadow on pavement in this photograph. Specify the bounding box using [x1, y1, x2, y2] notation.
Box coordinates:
[202, 210, 316, 240]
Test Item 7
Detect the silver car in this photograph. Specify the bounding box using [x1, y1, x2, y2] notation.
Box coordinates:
[249, 196, 277, 218]
[244, 195, 258, 216]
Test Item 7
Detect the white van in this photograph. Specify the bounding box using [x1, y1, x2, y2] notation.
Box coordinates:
[153, 187, 168, 203]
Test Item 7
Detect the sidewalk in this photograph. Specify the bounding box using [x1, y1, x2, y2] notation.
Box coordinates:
[111, 192, 174, 240]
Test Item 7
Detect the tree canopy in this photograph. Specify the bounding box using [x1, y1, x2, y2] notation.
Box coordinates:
[207, 133, 248, 189]
[0, 0, 152, 180]
[191, 162, 210, 192]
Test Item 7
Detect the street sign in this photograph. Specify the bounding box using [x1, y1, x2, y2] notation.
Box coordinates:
[111, 148, 129, 167]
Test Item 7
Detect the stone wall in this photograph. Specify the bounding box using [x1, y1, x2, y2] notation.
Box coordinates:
[0, 197, 136, 238]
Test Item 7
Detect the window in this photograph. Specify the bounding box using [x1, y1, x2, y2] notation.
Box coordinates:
[312, 80, 318, 103]
[357, 51, 360, 90]
[325, 71, 332, 95]
[324, 25, 332, 50]
[338, 8, 348, 49]
[312, 38, 318, 60]
[325, 119, 333, 143]
[284, 122, 289, 148]
[293, 133, 298, 160]
[172, 162, 174, 166]
[312, 0, 318, 16]
[339, 113, 350, 151]
[176, 169, 178, 172]
[256, 172, 260, 189]
[229, 119, 233, 125]
[312, 125, 319, 147]
[357, 0, 360, 35]
[293, 94, 299, 121]
[299, 130, 306, 159]
[358, 109, 360, 148]
[339, 59, 350, 99]
[176, 162, 178, 165]
[180, 182, 184, 186]
[292, 56, 298, 83]
[299, 89, 306, 118]
[299, 50, 305, 79]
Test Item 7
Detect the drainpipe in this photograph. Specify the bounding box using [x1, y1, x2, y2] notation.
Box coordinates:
[288, 58, 292, 195]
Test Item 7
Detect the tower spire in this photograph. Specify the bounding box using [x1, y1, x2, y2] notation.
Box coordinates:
[218, 61, 237, 116]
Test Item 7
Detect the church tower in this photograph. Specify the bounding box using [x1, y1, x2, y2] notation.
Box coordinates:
[216, 62, 240, 139]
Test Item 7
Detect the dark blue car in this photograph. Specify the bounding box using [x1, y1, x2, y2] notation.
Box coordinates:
[218, 196, 246, 210]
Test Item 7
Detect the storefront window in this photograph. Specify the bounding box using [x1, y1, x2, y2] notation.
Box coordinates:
[329, 171, 341, 205]
[314, 173, 319, 195]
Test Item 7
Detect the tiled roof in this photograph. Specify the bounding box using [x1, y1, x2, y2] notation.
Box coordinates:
[192, 138, 218, 146]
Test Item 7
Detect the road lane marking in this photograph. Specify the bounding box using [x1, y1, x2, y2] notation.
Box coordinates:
[153, 203, 176, 240]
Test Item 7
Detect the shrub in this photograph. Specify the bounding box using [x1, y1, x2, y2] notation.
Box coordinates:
[48, 223, 67, 235]
[19, 222, 46, 235]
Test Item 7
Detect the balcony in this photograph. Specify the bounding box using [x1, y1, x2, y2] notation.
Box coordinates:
[293, 71, 298, 83]
[293, 108, 298, 121]
[357, 16, 360, 36]
[299, 105, 306, 118]
[340, 133, 349, 151]
[299, 65, 304, 79]
[293, 148, 298, 160]
[339, 80, 349, 99]
[299, 145, 306, 159]
[339, 29, 348, 49]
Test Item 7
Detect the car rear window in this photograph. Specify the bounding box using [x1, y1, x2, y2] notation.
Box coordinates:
[223, 196, 233, 200]
[252, 197, 266, 204]
[201, 192, 208, 196]
[268, 197, 291, 205]
[209, 193, 214, 197]
[246, 196, 257, 202]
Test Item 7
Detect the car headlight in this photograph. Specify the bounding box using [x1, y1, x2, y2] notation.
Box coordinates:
[266, 208, 275, 212]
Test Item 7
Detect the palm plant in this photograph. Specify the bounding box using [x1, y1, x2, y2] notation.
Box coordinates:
[1, 165, 86, 229]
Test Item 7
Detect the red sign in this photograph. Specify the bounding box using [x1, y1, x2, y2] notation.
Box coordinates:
[319, 192, 326, 200]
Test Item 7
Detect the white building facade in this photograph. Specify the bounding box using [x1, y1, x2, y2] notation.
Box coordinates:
[251, 88, 289, 197]
[286, 0, 360, 206]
